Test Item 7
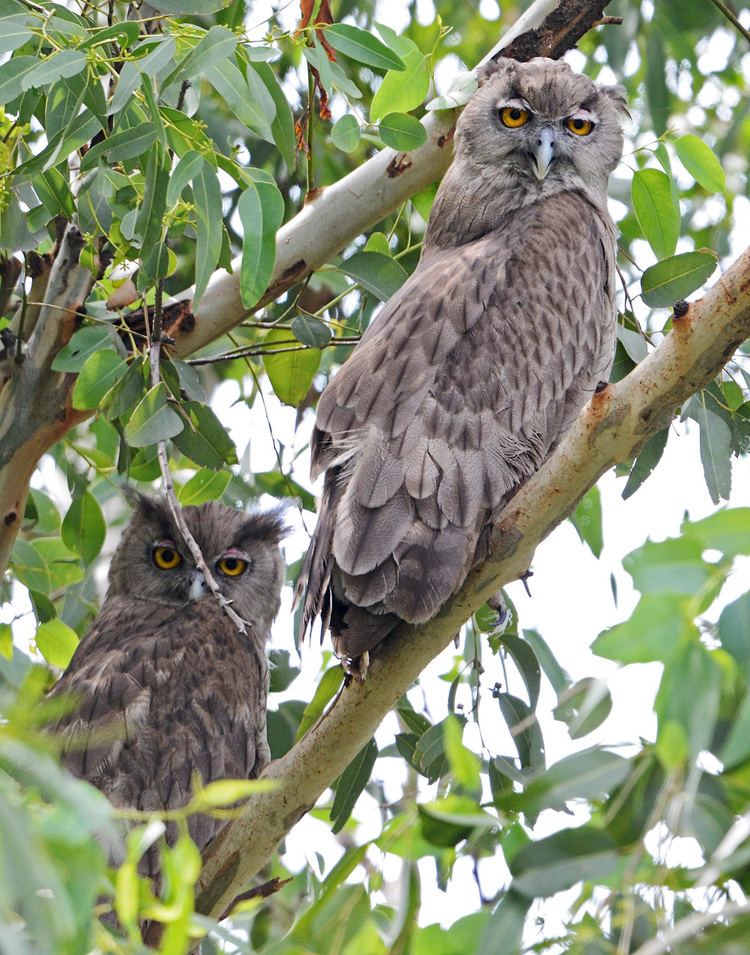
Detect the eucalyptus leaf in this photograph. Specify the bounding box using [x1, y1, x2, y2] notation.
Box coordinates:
[640, 251, 717, 307]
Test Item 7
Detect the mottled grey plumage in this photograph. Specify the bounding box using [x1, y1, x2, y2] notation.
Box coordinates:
[49, 494, 287, 879]
[298, 57, 626, 669]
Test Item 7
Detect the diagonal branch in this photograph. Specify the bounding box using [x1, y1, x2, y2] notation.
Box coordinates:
[194, 248, 750, 920]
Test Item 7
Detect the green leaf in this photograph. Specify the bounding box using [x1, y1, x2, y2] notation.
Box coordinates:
[101, 357, 147, 421]
[593, 594, 696, 664]
[252, 61, 296, 169]
[124, 383, 184, 447]
[324, 24, 405, 71]
[685, 508, 750, 559]
[34, 619, 79, 669]
[523, 629, 570, 695]
[263, 327, 321, 407]
[61, 491, 105, 565]
[291, 314, 332, 348]
[134, 146, 169, 291]
[72, 350, 127, 411]
[296, 666, 344, 741]
[719, 592, 750, 678]
[622, 428, 669, 499]
[193, 165, 223, 306]
[79, 122, 158, 173]
[0, 55, 38, 104]
[205, 58, 275, 142]
[0, 623, 11, 660]
[631, 168, 679, 259]
[0, 14, 32, 54]
[164, 25, 237, 90]
[640, 252, 717, 307]
[570, 486, 603, 557]
[478, 891, 530, 955]
[378, 112, 427, 151]
[494, 633, 540, 710]
[719, 689, 750, 768]
[644, 29, 670, 136]
[330, 739, 378, 833]
[238, 174, 285, 307]
[268, 649, 300, 692]
[148, 0, 230, 14]
[622, 537, 717, 596]
[443, 715, 481, 792]
[554, 678, 613, 740]
[674, 134, 725, 193]
[510, 827, 620, 898]
[171, 400, 238, 469]
[51, 326, 113, 372]
[177, 468, 231, 506]
[331, 114, 361, 153]
[655, 641, 720, 758]
[689, 398, 732, 504]
[192, 778, 278, 810]
[496, 693, 545, 770]
[497, 749, 630, 816]
[21, 50, 86, 90]
[165, 150, 204, 207]
[10, 538, 51, 594]
[370, 32, 429, 122]
[340, 250, 408, 301]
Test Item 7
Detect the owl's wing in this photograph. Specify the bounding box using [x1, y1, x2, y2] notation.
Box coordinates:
[302, 191, 616, 641]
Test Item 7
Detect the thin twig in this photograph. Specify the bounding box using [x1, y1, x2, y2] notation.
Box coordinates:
[218, 876, 292, 920]
[706, 0, 750, 45]
[630, 901, 750, 955]
[147, 280, 248, 635]
[187, 338, 359, 367]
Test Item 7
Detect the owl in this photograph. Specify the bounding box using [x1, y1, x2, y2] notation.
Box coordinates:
[297, 57, 627, 672]
[49, 493, 287, 880]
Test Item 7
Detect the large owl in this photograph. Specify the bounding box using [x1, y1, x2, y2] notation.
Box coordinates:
[49, 493, 287, 880]
[297, 57, 626, 670]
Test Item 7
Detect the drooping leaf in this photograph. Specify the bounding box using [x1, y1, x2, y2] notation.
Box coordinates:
[655, 641, 721, 758]
[263, 327, 321, 407]
[330, 738, 378, 833]
[21, 50, 87, 91]
[640, 252, 717, 307]
[205, 58, 275, 143]
[165, 150, 204, 207]
[689, 397, 732, 504]
[631, 168, 679, 259]
[238, 174, 285, 307]
[622, 428, 669, 499]
[252, 61, 296, 169]
[295, 666, 344, 741]
[79, 122, 158, 173]
[622, 536, 717, 596]
[163, 25, 238, 91]
[291, 314, 332, 348]
[192, 165, 223, 306]
[61, 491, 105, 565]
[10, 538, 51, 594]
[443, 714, 481, 792]
[570, 486, 603, 557]
[685, 508, 750, 559]
[593, 593, 696, 664]
[495, 692, 545, 771]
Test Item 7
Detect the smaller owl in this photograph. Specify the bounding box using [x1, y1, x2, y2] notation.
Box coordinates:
[49, 493, 287, 881]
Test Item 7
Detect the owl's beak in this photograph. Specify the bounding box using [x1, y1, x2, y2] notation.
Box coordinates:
[188, 569, 208, 601]
[532, 126, 555, 180]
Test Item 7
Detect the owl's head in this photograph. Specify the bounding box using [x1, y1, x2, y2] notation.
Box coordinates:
[108, 493, 289, 631]
[455, 57, 627, 192]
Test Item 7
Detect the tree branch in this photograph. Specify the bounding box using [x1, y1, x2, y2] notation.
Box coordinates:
[194, 247, 750, 920]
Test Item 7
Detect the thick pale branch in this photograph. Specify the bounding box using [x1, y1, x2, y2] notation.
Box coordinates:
[195, 249, 750, 920]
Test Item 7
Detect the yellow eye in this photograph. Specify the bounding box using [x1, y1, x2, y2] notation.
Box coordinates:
[153, 545, 182, 570]
[217, 556, 248, 577]
[565, 116, 594, 136]
[500, 106, 530, 128]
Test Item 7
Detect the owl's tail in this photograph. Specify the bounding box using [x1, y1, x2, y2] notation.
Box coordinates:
[294, 468, 399, 671]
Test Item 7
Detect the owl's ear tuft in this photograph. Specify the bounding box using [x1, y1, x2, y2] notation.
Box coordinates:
[241, 505, 290, 545]
[477, 57, 513, 87]
[600, 84, 630, 119]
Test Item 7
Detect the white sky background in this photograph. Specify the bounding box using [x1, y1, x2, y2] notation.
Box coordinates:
[3, 0, 750, 946]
